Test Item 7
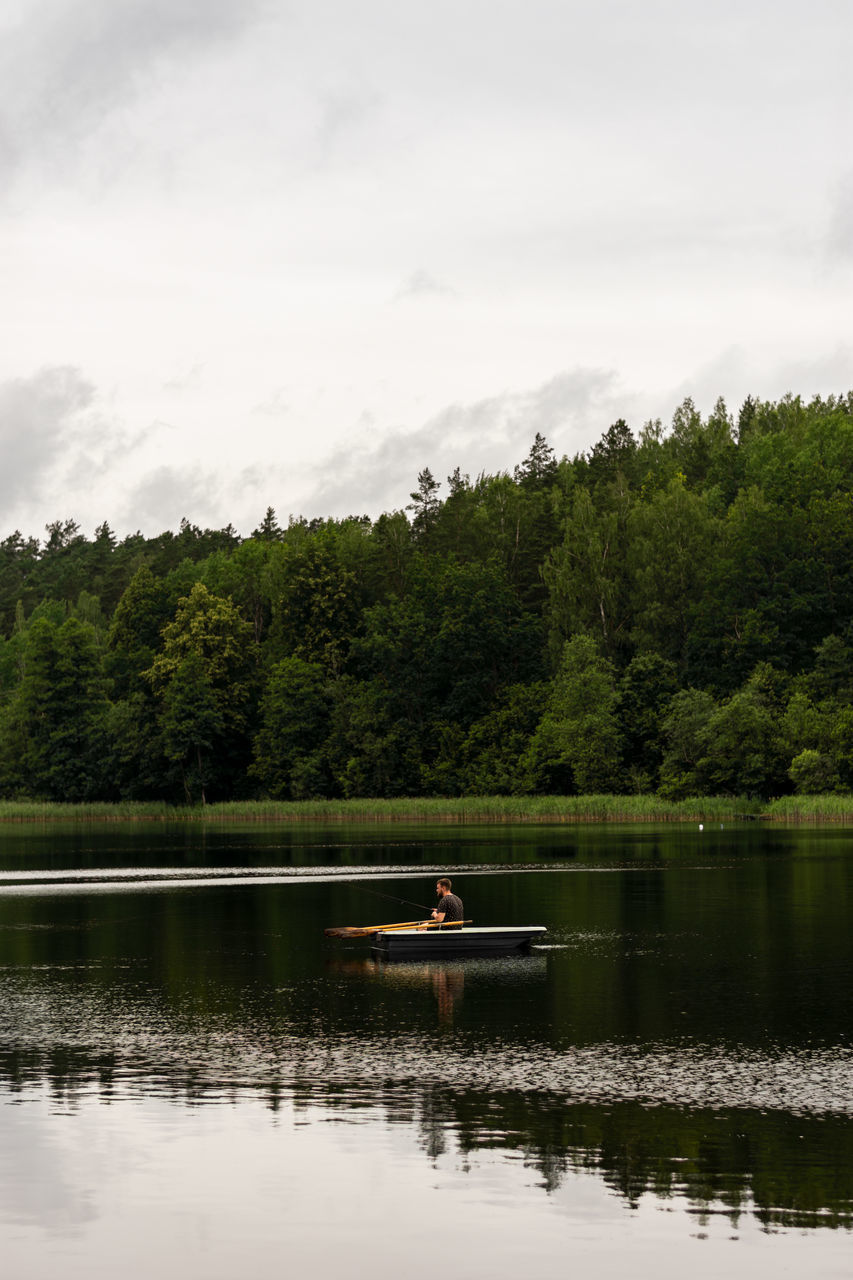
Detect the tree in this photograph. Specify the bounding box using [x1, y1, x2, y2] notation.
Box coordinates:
[107, 566, 172, 699]
[355, 557, 542, 735]
[146, 583, 255, 803]
[586, 419, 637, 489]
[0, 531, 40, 633]
[506, 438, 564, 607]
[158, 652, 226, 804]
[37, 518, 89, 604]
[514, 433, 558, 488]
[102, 691, 175, 801]
[109, 566, 169, 654]
[788, 749, 840, 794]
[701, 397, 742, 503]
[479, 474, 525, 581]
[660, 666, 788, 799]
[447, 465, 470, 497]
[432, 468, 490, 562]
[700, 666, 788, 797]
[265, 532, 363, 672]
[250, 658, 330, 798]
[407, 467, 442, 540]
[1, 615, 109, 799]
[325, 676, 422, 798]
[44, 518, 82, 553]
[627, 476, 715, 671]
[372, 511, 413, 595]
[664, 397, 710, 487]
[780, 644, 853, 791]
[618, 653, 679, 792]
[658, 688, 717, 799]
[525, 634, 623, 793]
[252, 506, 283, 541]
[543, 485, 632, 658]
[690, 485, 791, 690]
[800, 635, 853, 706]
[203, 539, 277, 645]
[459, 683, 547, 795]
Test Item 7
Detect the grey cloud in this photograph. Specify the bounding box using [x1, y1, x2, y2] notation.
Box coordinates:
[0, 365, 96, 512]
[250, 389, 290, 418]
[163, 363, 205, 393]
[827, 173, 853, 262]
[0, 0, 268, 178]
[766, 347, 853, 402]
[0, 365, 169, 537]
[662, 347, 753, 424]
[234, 462, 270, 491]
[663, 345, 853, 429]
[299, 366, 629, 518]
[316, 85, 382, 155]
[508, 369, 626, 442]
[394, 270, 457, 302]
[224, 464, 303, 533]
[61, 417, 159, 496]
[124, 463, 223, 533]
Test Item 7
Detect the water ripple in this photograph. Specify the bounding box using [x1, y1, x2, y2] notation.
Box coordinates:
[0, 861, 720, 895]
[1, 975, 850, 1115]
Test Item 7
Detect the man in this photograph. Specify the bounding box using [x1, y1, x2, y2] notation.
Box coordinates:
[431, 877, 463, 926]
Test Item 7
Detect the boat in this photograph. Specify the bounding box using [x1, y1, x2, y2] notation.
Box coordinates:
[370, 925, 546, 959]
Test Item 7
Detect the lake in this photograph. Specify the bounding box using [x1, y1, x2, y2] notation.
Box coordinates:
[1, 821, 851, 1279]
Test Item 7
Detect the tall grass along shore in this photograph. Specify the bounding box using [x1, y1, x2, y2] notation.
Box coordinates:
[0, 794, 850, 824]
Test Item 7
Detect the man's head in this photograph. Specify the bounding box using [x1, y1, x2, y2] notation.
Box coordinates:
[436, 877, 452, 898]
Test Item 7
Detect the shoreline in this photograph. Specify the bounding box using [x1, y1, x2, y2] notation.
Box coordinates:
[0, 795, 851, 824]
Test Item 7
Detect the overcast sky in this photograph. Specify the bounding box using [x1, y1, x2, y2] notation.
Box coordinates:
[1, 0, 851, 540]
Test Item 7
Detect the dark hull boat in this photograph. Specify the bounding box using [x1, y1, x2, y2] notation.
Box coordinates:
[371, 925, 546, 959]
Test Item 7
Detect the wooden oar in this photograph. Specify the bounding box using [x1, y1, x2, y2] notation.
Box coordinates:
[365, 919, 471, 935]
[324, 919, 426, 937]
[326, 920, 432, 938]
[326, 919, 472, 939]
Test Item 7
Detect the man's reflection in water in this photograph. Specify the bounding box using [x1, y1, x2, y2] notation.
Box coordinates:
[384, 962, 465, 1025]
[326, 957, 465, 1025]
[373, 961, 465, 1025]
[431, 966, 464, 1027]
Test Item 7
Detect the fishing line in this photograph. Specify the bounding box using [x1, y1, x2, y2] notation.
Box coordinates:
[352, 881, 434, 914]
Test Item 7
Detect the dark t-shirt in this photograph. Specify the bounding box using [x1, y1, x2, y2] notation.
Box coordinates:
[437, 892, 463, 923]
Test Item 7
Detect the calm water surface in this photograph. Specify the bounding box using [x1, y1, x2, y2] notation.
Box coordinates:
[1, 822, 851, 1279]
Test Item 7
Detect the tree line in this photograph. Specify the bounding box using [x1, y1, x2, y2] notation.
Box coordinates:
[1, 390, 852, 803]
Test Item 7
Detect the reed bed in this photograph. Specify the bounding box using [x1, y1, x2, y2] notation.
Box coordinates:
[0, 794, 762, 824]
[191, 795, 756, 823]
[0, 801, 176, 823]
[2, 793, 850, 824]
[761, 795, 853, 823]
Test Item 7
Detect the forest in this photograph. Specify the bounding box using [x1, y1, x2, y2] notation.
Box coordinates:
[0, 391, 851, 805]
